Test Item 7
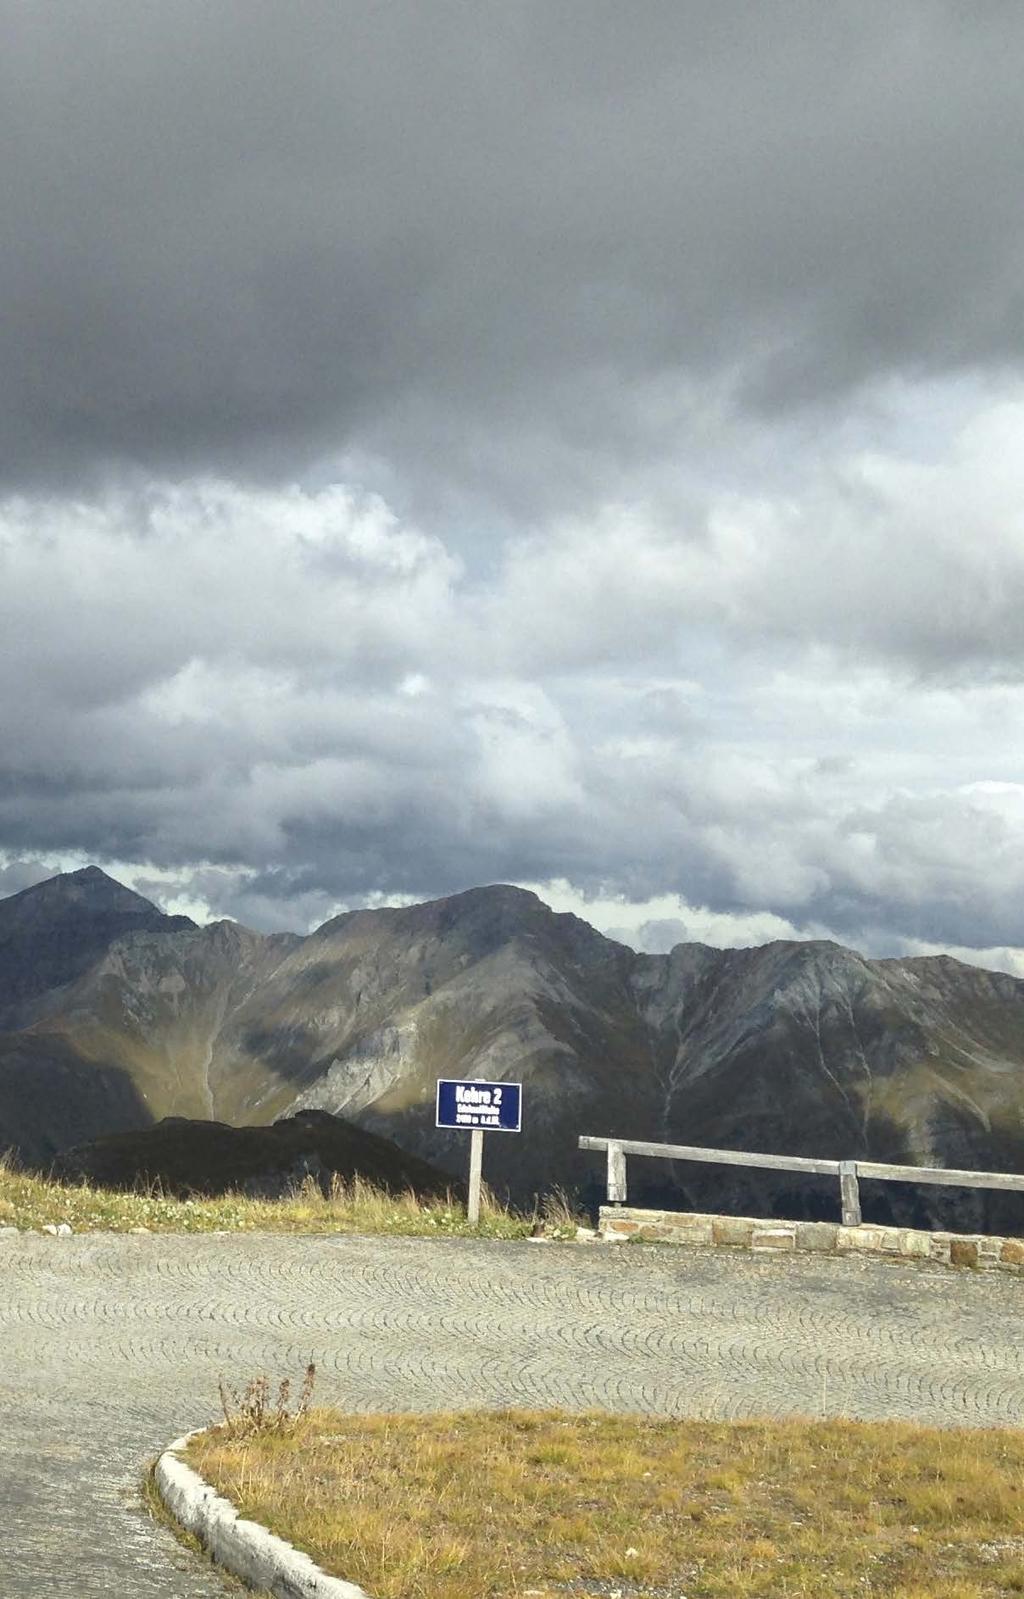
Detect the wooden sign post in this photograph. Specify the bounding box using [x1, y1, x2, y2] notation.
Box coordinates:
[435, 1078, 523, 1224]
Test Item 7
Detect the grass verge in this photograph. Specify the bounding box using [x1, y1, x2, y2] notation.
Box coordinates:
[0, 1158, 581, 1238]
[186, 1407, 1024, 1599]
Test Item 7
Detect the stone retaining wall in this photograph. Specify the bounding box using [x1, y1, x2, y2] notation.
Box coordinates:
[599, 1206, 1024, 1272]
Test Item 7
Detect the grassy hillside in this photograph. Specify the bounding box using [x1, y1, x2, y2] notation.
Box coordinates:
[0, 1158, 558, 1238]
[186, 1407, 1024, 1599]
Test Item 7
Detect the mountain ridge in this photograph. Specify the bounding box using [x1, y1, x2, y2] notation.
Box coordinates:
[4, 867, 1024, 1226]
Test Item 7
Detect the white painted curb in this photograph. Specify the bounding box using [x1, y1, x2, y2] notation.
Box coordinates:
[155, 1431, 371, 1599]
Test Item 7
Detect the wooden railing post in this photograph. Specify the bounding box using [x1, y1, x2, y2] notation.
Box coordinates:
[839, 1160, 861, 1227]
[607, 1140, 627, 1204]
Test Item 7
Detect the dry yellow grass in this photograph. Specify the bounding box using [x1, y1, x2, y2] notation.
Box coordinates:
[186, 1408, 1024, 1599]
[0, 1157, 572, 1238]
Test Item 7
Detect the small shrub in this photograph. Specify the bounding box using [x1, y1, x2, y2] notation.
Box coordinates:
[218, 1362, 317, 1438]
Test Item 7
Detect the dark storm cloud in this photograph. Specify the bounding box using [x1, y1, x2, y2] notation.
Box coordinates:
[3, 1, 1024, 496]
[7, 3, 1024, 966]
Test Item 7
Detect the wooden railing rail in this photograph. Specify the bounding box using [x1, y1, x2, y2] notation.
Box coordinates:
[578, 1135, 1024, 1227]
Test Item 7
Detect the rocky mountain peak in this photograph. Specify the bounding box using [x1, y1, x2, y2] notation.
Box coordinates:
[310, 882, 626, 992]
[0, 866, 195, 1023]
[2, 865, 161, 922]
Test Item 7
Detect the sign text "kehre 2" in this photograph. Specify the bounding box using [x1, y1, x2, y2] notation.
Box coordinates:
[435, 1078, 522, 1133]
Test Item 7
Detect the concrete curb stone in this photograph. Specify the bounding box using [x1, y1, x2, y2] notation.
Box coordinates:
[155, 1432, 371, 1599]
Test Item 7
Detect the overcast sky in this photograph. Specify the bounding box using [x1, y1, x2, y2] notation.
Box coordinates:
[4, 1, 1024, 969]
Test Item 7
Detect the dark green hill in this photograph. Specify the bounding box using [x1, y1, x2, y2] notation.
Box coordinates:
[53, 1109, 459, 1200]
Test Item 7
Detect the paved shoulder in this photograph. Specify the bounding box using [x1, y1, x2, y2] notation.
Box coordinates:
[2, 1232, 1022, 1594]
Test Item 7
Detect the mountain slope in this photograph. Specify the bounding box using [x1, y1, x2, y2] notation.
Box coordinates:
[4, 868, 1024, 1225]
[209, 885, 655, 1201]
[0, 1030, 153, 1165]
[44, 917, 299, 1121]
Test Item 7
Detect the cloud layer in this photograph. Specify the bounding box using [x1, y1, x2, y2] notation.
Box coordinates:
[3, 5, 1024, 964]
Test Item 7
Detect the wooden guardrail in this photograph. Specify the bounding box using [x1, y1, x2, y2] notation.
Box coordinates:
[578, 1135, 1024, 1226]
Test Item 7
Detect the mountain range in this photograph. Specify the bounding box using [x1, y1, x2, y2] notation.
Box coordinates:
[5, 865, 1024, 1228]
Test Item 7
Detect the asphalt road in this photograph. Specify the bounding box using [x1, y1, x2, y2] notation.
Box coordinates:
[3, 1230, 1024, 1595]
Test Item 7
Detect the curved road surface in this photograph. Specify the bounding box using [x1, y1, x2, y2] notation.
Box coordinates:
[3, 1230, 1024, 1595]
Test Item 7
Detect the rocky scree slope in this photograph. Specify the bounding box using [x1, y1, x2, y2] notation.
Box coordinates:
[4, 867, 1024, 1226]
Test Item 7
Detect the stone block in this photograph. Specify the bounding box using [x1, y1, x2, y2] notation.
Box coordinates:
[751, 1226, 795, 1250]
[662, 1216, 714, 1244]
[949, 1238, 979, 1269]
[929, 1235, 952, 1263]
[1000, 1238, 1024, 1266]
[837, 1226, 887, 1252]
[795, 1222, 838, 1252]
[897, 1229, 931, 1258]
[713, 1216, 755, 1247]
[601, 1207, 719, 1245]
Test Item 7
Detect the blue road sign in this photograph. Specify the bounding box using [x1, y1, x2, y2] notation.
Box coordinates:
[436, 1078, 522, 1133]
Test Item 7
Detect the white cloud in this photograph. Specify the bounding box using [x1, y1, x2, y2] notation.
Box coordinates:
[525, 879, 819, 952]
[478, 393, 1024, 681]
[5, 389, 1024, 966]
